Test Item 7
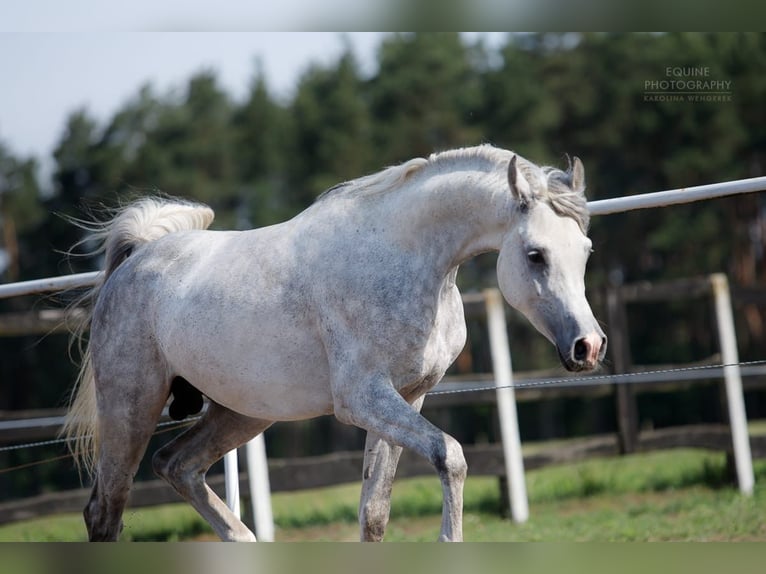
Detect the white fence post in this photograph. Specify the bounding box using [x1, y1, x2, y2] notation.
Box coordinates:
[710, 273, 755, 495]
[484, 288, 529, 523]
[246, 434, 275, 541]
[224, 439, 275, 541]
[223, 449, 241, 517]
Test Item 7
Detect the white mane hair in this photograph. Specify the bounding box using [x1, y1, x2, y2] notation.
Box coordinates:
[317, 144, 590, 232]
[315, 157, 429, 201]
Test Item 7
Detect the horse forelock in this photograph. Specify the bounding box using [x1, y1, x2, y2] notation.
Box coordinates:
[539, 165, 590, 234]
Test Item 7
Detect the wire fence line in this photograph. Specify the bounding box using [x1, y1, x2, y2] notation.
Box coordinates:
[427, 359, 766, 395]
[1, 358, 765, 459]
[0, 419, 199, 477]
[0, 417, 197, 455]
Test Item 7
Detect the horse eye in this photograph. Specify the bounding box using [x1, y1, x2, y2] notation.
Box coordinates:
[527, 249, 546, 266]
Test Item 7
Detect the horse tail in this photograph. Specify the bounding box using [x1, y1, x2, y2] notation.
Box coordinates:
[62, 197, 215, 477]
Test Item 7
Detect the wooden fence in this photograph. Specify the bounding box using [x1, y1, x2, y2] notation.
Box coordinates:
[2, 362, 766, 525]
[2, 420, 765, 525]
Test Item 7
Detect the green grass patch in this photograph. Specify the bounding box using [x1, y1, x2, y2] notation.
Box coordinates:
[0, 512, 87, 542]
[525, 449, 736, 504]
[1, 449, 764, 541]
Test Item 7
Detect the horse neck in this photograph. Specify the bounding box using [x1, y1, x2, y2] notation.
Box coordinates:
[385, 164, 515, 269]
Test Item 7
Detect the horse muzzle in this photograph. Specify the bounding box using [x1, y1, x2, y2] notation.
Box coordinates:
[558, 332, 607, 372]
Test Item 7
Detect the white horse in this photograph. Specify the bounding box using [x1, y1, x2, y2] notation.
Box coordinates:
[63, 144, 606, 542]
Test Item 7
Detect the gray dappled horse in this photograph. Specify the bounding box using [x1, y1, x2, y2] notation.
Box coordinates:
[64, 145, 606, 541]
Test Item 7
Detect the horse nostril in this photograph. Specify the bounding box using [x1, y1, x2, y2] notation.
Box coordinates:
[573, 338, 589, 362]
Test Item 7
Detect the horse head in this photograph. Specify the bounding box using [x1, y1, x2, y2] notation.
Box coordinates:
[496, 155, 607, 372]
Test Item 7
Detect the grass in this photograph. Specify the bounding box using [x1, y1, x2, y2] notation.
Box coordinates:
[272, 449, 766, 541]
[1, 449, 765, 541]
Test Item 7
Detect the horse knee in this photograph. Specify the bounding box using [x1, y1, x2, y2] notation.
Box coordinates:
[153, 445, 203, 497]
[433, 436, 467, 483]
[152, 447, 189, 488]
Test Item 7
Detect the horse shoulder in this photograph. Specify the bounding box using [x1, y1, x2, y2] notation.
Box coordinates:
[425, 274, 468, 371]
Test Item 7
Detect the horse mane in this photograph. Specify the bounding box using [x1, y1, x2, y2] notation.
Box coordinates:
[316, 144, 590, 233]
[315, 157, 429, 202]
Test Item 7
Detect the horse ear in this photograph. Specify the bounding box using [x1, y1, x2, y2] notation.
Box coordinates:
[508, 155, 533, 208]
[571, 156, 585, 193]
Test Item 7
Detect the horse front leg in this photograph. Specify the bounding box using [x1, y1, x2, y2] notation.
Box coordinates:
[359, 396, 425, 541]
[335, 376, 466, 542]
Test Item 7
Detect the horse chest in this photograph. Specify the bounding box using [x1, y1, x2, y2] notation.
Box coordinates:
[391, 285, 467, 397]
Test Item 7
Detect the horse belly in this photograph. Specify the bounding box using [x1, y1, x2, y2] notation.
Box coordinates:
[161, 311, 334, 421]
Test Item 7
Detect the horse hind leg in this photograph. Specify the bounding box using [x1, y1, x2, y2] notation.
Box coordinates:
[152, 400, 272, 542]
[85, 368, 169, 541]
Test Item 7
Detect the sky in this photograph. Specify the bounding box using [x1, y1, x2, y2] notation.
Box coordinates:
[0, 33, 389, 164]
[0, 30, 507, 176]
[0, 0, 513, 171]
[0, 1, 412, 33]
